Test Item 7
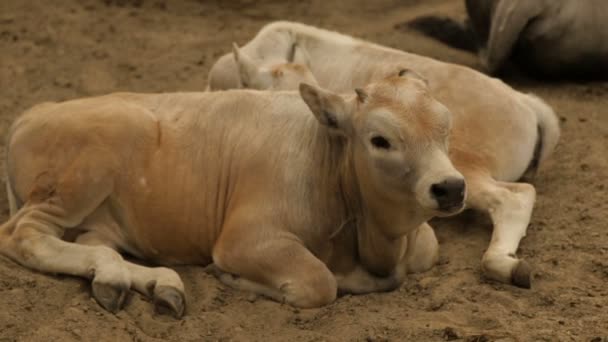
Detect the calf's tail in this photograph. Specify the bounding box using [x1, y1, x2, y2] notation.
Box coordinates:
[524, 94, 561, 165]
[1, 129, 23, 240]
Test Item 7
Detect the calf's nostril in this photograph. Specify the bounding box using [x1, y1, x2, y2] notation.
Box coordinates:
[430, 178, 466, 210]
[431, 183, 448, 198]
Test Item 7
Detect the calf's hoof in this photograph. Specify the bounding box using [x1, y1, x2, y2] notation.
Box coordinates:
[92, 281, 129, 313]
[511, 260, 532, 289]
[153, 285, 186, 318]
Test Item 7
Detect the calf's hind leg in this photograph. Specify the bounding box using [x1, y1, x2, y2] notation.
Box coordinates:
[212, 223, 337, 308]
[76, 230, 186, 318]
[0, 203, 132, 313]
[465, 174, 536, 288]
[0, 156, 134, 313]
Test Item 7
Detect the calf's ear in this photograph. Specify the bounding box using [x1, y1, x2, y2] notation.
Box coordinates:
[289, 43, 311, 67]
[232, 43, 259, 88]
[299, 83, 351, 136]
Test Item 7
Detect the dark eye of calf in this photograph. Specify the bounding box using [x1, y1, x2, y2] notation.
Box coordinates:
[370, 136, 391, 149]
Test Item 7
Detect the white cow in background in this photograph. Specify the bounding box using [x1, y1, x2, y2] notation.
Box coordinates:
[208, 21, 561, 288]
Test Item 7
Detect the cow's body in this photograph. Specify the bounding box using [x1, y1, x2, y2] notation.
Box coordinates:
[467, 0, 608, 78]
[1, 74, 463, 316]
[7, 92, 339, 264]
[208, 21, 560, 288]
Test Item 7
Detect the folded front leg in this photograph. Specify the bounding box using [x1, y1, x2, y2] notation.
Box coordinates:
[335, 265, 402, 295]
[405, 223, 439, 274]
[212, 224, 337, 308]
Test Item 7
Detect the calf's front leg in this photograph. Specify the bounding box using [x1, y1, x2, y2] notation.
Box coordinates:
[335, 265, 402, 295]
[212, 222, 337, 308]
[465, 175, 536, 288]
[337, 223, 439, 294]
[405, 223, 439, 273]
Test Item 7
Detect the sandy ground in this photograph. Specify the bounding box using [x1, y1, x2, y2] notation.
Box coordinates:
[0, 0, 607, 341]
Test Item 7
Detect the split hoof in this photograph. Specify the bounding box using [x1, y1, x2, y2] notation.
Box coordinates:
[92, 281, 129, 313]
[153, 285, 186, 318]
[511, 260, 532, 289]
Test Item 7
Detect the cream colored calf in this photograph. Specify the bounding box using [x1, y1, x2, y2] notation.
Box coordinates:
[0, 74, 464, 316]
[208, 21, 561, 288]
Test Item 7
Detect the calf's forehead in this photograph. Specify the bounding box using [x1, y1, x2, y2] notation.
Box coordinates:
[368, 76, 428, 105]
[362, 81, 451, 141]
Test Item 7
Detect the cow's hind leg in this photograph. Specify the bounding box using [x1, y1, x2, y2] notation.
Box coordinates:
[75, 230, 186, 318]
[126, 262, 185, 317]
[213, 223, 337, 308]
[465, 174, 536, 288]
[0, 156, 136, 313]
[0, 203, 132, 313]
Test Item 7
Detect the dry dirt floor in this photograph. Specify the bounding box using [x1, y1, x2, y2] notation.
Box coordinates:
[0, 0, 607, 341]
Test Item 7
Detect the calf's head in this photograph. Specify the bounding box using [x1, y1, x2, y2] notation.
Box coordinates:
[300, 70, 466, 222]
[232, 43, 318, 90]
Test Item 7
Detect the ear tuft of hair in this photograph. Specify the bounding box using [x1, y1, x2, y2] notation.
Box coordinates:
[299, 83, 344, 132]
[324, 111, 338, 128]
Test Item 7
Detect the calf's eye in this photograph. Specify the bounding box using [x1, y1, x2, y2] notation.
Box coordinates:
[370, 136, 391, 149]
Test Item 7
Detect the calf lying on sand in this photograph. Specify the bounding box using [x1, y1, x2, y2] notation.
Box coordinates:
[0, 74, 464, 317]
[209, 21, 560, 288]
